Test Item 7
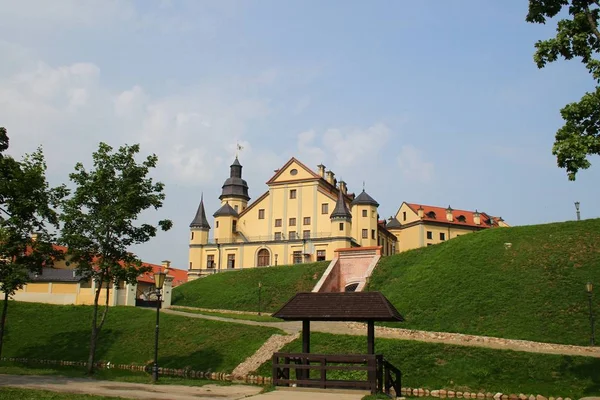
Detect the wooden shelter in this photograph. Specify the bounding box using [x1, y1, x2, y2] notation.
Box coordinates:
[271, 292, 404, 394]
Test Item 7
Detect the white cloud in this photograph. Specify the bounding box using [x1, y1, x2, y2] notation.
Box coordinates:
[397, 145, 434, 182]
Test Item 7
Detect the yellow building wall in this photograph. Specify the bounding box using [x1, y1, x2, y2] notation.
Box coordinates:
[52, 283, 77, 294]
[396, 203, 420, 224]
[238, 194, 270, 240]
[24, 282, 49, 293]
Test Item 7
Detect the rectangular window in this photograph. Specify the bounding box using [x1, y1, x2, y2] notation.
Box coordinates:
[289, 231, 297, 240]
[189, 261, 192, 269]
[339, 222, 344, 231]
[232, 220, 237, 232]
[316, 250, 326, 261]
[362, 209, 367, 217]
[303, 230, 311, 239]
[191, 232, 194, 240]
[403, 211, 406, 221]
[234, 205, 238, 212]
[427, 231, 433, 240]
[216, 221, 219, 228]
[321, 203, 328, 214]
[372, 229, 376, 239]
[275, 219, 282, 227]
[290, 189, 297, 199]
[289, 217, 296, 226]
[362, 229, 368, 239]
[207, 255, 215, 269]
[227, 254, 235, 269]
[303, 217, 311, 225]
[274, 232, 282, 240]
[258, 209, 265, 219]
[293, 251, 302, 264]
[440, 232, 446, 241]
[427, 243, 432, 246]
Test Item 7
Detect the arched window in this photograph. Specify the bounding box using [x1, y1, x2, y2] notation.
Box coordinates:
[457, 215, 466, 223]
[426, 211, 436, 219]
[257, 249, 270, 267]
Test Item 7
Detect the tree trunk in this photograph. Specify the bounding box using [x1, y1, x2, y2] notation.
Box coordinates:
[86, 277, 103, 375]
[0, 291, 9, 360]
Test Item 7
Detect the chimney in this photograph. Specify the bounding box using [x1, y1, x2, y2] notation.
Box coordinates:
[417, 205, 424, 219]
[317, 164, 326, 178]
[161, 260, 171, 270]
[446, 206, 453, 222]
[338, 180, 347, 195]
[473, 210, 481, 225]
[326, 170, 335, 185]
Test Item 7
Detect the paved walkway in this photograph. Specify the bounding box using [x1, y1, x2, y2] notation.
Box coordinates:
[164, 308, 600, 358]
[0, 374, 365, 400]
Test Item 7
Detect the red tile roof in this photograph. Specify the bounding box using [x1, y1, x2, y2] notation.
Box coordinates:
[406, 203, 500, 228]
[138, 264, 188, 287]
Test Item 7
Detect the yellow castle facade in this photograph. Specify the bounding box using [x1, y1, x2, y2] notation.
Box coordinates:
[187, 157, 508, 279]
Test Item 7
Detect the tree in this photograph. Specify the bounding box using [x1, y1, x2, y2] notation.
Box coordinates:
[0, 127, 67, 359]
[60, 142, 172, 374]
[527, 0, 600, 180]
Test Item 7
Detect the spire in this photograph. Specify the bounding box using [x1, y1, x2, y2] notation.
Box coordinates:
[190, 194, 210, 229]
[330, 188, 352, 220]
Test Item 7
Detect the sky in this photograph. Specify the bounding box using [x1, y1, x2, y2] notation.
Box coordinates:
[1, 0, 598, 270]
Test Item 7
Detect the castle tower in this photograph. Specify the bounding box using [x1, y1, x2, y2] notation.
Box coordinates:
[213, 202, 238, 243]
[330, 185, 352, 237]
[219, 157, 250, 214]
[189, 194, 210, 245]
[351, 189, 380, 247]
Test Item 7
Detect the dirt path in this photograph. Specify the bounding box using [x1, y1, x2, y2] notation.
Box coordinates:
[0, 374, 261, 400]
[163, 308, 600, 358]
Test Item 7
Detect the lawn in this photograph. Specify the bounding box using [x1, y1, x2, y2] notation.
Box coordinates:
[0, 388, 130, 400]
[367, 218, 600, 345]
[255, 332, 600, 398]
[172, 261, 328, 312]
[1, 301, 282, 373]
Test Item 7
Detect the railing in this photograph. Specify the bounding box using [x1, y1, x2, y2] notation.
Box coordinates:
[205, 232, 335, 245]
[272, 352, 401, 396]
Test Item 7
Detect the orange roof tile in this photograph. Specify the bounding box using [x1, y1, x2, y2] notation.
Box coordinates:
[406, 203, 500, 228]
[137, 264, 188, 287]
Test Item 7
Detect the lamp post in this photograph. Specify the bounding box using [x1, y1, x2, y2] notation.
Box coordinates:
[586, 282, 595, 346]
[575, 202, 581, 221]
[258, 281, 262, 316]
[152, 267, 168, 382]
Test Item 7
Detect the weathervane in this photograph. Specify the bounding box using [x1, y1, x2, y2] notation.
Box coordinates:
[236, 141, 244, 158]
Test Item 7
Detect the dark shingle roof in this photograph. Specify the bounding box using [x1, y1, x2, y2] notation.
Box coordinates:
[213, 202, 239, 217]
[330, 189, 352, 220]
[351, 190, 379, 207]
[386, 217, 401, 229]
[190, 194, 211, 229]
[272, 292, 404, 322]
[29, 268, 84, 282]
[220, 157, 250, 201]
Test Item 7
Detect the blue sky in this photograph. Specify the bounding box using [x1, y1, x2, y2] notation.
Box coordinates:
[1, 0, 598, 269]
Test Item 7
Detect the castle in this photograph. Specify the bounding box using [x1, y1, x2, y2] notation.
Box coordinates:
[187, 157, 507, 279]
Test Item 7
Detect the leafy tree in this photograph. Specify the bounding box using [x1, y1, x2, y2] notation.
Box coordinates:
[60, 142, 173, 374]
[0, 127, 67, 359]
[527, 0, 600, 180]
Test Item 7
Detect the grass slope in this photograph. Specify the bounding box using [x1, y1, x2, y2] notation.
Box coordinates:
[255, 332, 600, 398]
[0, 388, 130, 400]
[1, 301, 281, 372]
[367, 218, 600, 346]
[172, 261, 328, 312]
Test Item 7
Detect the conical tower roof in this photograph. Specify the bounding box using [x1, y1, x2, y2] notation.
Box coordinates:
[330, 189, 352, 220]
[213, 202, 239, 217]
[190, 194, 211, 229]
[351, 189, 379, 207]
[386, 216, 401, 229]
[220, 157, 250, 201]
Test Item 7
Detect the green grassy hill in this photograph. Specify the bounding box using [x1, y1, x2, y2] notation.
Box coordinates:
[172, 261, 328, 312]
[255, 332, 600, 398]
[0, 301, 281, 372]
[367, 218, 600, 346]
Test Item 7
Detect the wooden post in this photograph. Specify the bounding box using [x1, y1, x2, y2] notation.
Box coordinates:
[302, 320, 310, 353]
[367, 320, 375, 354]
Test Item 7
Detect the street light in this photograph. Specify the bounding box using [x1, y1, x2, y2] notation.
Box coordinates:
[586, 282, 595, 346]
[152, 267, 169, 382]
[258, 281, 262, 316]
[575, 202, 581, 221]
